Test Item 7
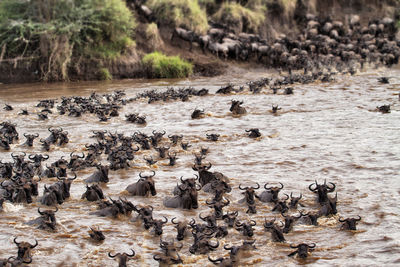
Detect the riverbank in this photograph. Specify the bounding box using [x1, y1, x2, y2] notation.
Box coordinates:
[0, 0, 399, 84]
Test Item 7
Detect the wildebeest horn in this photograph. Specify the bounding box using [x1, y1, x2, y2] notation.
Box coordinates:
[278, 182, 284, 189]
[28, 154, 35, 160]
[250, 220, 257, 226]
[23, 133, 28, 138]
[162, 216, 168, 224]
[283, 193, 289, 200]
[308, 243, 316, 248]
[199, 213, 207, 220]
[125, 249, 135, 257]
[180, 176, 184, 183]
[68, 173, 77, 180]
[239, 184, 247, 190]
[38, 207, 44, 215]
[252, 183, 260, 189]
[149, 205, 153, 211]
[171, 217, 179, 225]
[290, 244, 299, 248]
[206, 162, 212, 170]
[108, 252, 118, 258]
[30, 239, 38, 248]
[308, 182, 317, 191]
[355, 215, 362, 221]
[193, 174, 198, 180]
[224, 244, 233, 250]
[13, 237, 21, 245]
[328, 182, 336, 191]
[153, 255, 161, 261]
[43, 154, 49, 159]
[264, 183, 271, 190]
[208, 240, 219, 248]
[206, 199, 215, 205]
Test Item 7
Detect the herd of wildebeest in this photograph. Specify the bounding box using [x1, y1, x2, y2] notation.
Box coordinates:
[0, 8, 398, 267]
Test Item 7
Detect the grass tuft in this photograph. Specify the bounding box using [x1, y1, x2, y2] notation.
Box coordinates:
[142, 52, 193, 79]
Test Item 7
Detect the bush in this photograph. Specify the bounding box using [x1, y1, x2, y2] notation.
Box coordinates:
[142, 52, 193, 79]
[0, 0, 136, 81]
[98, 68, 113, 81]
[148, 0, 208, 34]
[212, 2, 265, 33]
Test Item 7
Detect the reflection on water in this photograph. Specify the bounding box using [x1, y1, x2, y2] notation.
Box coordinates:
[0, 66, 399, 266]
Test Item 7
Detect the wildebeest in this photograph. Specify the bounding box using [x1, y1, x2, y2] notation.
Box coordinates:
[230, 100, 247, 115]
[377, 104, 390, 113]
[289, 193, 304, 209]
[206, 133, 220, 141]
[81, 184, 104, 201]
[222, 211, 239, 227]
[26, 207, 58, 230]
[151, 216, 168, 236]
[308, 180, 336, 204]
[13, 237, 38, 262]
[258, 182, 284, 203]
[108, 249, 135, 267]
[192, 163, 217, 187]
[245, 129, 261, 138]
[171, 27, 199, 51]
[339, 216, 361, 230]
[235, 220, 257, 237]
[191, 108, 205, 119]
[282, 212, 303, 233]
[22, 133, 39, 147]
[85, 164, 109, 183]
[126, 171, 156, 196]
[88, 227, 105, 242]
[288, 243, 316, 258]
[264, 219, 285, 242]
[171, 217, 189, 241]
[239, 183, 260, 205]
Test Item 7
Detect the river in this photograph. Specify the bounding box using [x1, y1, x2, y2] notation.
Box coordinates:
[0, 65, 399, 266]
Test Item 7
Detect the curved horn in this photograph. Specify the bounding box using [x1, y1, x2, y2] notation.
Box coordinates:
[239, 184, 247, 190]
[193, 174, 198, 180]
[13, 237, 21, 245]
[171, 217, 179, 225]
[224, 244, 233, 250]
[68, 173, 77, 180]
[30, 239, 38, 248]
[328, 182, 336, 191]
[283, 193, 290, 200]
[309, 182, 317, 191]
[252, 183, 260, 189]
[290, 244, 299, 248]
[250, 220, 257, 226]
[339, 217, 346, 222]
[355, 215, 362, 221]
[108, 252, 118, 258]
[199, 213, 207, 221]
[43, 154, 49, 159]
[125, 249, 135, 257]
[308, 243, 316, 248]
[162, 216, 168, 224]
[208, 240, 219, 249]
[206, 199, 215, 205]
[28, 154, 35, 160]
[180, 176, 184, 184]
[278, 182, 284, 189]
[38, 207, 44, 215]
[264, 183, 271, 190]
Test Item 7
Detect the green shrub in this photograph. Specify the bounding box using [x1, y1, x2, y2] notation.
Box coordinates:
[213, 2, 265, 33]
[0, 0, 136, 81]
[98, 67, 112, 81]
[142, 52, 193, 79]
[148, 0, 208, 34]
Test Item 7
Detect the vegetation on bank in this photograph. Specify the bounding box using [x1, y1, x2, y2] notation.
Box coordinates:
[0, 0, 136, 81]
[142, 52, 193, 79]
[148, 0, 208, 34]
[213, 2, 266, 33]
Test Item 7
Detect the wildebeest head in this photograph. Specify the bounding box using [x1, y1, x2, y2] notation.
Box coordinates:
[155, 146, 170, 159]
[272, 193, 290, 213]
[309, 180, 335, 204]
[13, 237, 38, 261]
[239, 183, 260, 205]
[108, 249, 135, 267]
[171, 217, 188, 241]
[206, 198, 230, 219]
[271, 105, 282, 113]
[282, 211, 303, 233]
[168, 152, 178, 166]
[235, 220, 257, 237]
[245, 128, 261, 138]
[288, 243, 316, 258]
[191, 108, 205, 119]
[139, 171, 156, 196]
[289, 193, 303, 209]
[56, 172, 77, 199]
[192, 163, 214, 187]
[206, 133, 220, 141]
[37, 207, 58, 230]
[339, 216, 361, 230]
[151, 216, 168, 236]
[222, 211, 239, 227]
[23, 133, 39, 147]
[89, 227, 105, 242]
[264, 219, 285, 242]
[264, 182, 284, 203]
[168, 134, 183, 145]
[199, 213, 217, 228]
[230, 100, 247, 115]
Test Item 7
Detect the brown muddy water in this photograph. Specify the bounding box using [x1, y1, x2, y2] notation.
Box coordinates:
[0, 66, 399, 267]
